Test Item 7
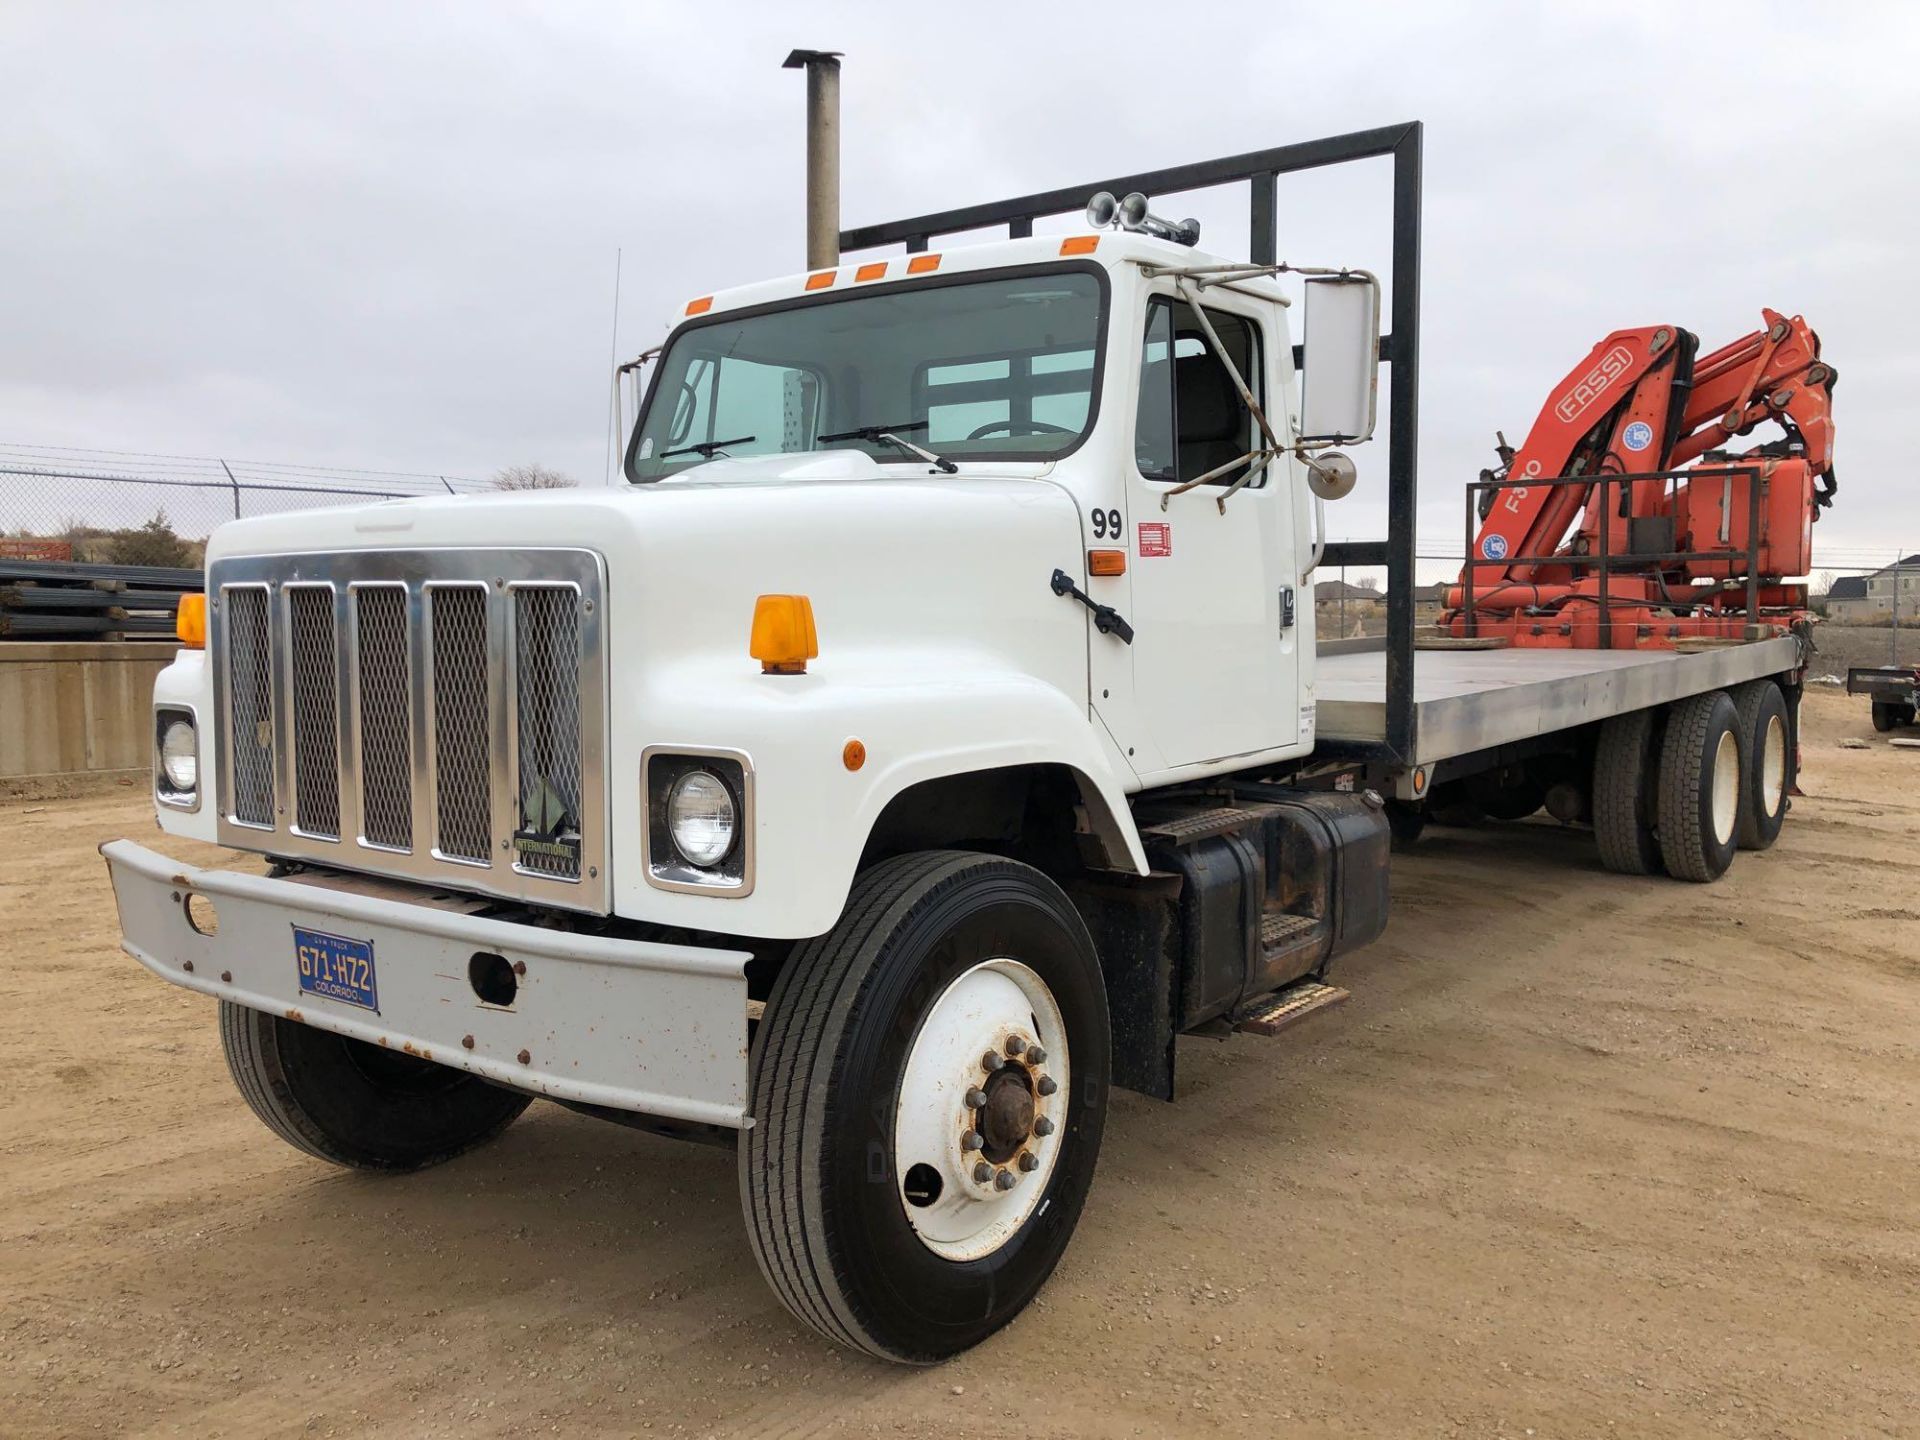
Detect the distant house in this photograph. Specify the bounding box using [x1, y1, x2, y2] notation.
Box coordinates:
[1314, 579, 1378, 603]
[1827, 558, 1918, 622]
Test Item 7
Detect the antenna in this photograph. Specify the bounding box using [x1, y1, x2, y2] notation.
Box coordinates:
[602, 247, 623, 485]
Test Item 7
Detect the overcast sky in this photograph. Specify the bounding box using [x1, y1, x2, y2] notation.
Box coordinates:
[5, 1, 1916, 577]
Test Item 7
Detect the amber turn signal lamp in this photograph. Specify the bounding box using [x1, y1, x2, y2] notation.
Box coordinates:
[176, 592, 207, 649]
[1087, 549, 1126, 577]
[750, 594, 819, 675]
[842, 739, 866, 771]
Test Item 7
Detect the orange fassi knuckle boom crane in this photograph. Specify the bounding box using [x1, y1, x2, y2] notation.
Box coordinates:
[1446, 310, 1836, 648]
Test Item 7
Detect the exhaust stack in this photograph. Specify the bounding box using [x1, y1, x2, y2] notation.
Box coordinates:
[782, 49, 843, 271]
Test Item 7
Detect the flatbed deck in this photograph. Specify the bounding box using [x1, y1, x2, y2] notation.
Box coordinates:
[1317, 636, 1804, 768]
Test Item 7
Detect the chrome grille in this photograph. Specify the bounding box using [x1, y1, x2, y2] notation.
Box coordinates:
[513, 586, 583, 879]
[430, 586, 492, 863]
[225, 586, 275, 826]
[287, 586, 341, 838]
[209, 549, 607, 913]
[355, 586, 414, 849]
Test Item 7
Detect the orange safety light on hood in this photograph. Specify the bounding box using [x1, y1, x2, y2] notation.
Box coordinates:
[750, 595, 819, 675]
[175, 592, 207, 648]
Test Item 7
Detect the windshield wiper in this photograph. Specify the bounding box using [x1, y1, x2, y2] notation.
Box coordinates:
[661, 434, 756, 460]
[816, 419, 957, 473]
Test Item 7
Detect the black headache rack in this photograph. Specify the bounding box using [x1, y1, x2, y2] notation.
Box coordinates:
[839, 123, 1426, 765]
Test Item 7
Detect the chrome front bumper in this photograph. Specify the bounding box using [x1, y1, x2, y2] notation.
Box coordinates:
[100, 840, 751, 1128]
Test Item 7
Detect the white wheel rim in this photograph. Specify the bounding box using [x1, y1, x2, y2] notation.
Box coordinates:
[1761, 714, 1787, 816]
[892, 958, 1069, 1261]
[1711, 730, 1740, 846]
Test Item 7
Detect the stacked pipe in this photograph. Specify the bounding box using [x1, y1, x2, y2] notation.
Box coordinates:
[0, 558, 199, 641]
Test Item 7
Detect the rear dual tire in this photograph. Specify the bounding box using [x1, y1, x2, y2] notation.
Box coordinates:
[1656, 691, 1743, 882]
[1594, 682, 1790, 881]
[1732, 680, 1792, 851]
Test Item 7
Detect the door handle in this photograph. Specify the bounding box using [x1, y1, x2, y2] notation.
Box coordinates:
[1050, 569, 1135, 644]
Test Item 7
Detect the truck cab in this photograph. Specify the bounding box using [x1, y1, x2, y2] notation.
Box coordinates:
[104, 132, 1415, 1369]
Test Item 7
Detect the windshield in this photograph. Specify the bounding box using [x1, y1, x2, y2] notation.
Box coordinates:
[626, 266, 1106, 481]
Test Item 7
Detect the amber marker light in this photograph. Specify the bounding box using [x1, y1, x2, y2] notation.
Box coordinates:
[1087, 549, 1127, 577]
[685, 296, 713, 316]
[805, 271, 836, 291]
[906, 254, 942, 274]
[1059, 236, 1100, 256]
[175, 592, 207, 648]
[842, 739, 866, 771]
[855, 262, 887, 282]
[750, 595, 819, 675]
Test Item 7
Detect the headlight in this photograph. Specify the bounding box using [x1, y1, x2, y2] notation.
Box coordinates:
[667, 770, 736, 867]
[159, 717, 198, 793]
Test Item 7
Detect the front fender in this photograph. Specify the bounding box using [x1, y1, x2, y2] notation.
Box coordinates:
[609, 651, 1148, 938]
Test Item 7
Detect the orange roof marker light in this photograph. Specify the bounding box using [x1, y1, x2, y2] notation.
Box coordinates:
[750, 594, 819, 676]
[805, 270, 836, 291]
[906, 254, 942, 275]
[855, 262, 888, 282]
[685, 296, 713, 316]
[175, 592, 207, 649]
[1059, 235, 1101, 256]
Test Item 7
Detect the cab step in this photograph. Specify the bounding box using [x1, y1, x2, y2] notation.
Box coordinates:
[1139, 803, 1284, 847]
[1260, 909, 1319, 952]
[1231, 979, 1350, 1036]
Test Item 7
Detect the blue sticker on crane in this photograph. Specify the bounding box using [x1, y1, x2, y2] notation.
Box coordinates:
[1481, 534, 1509, 561]
[1622, 420, 1654, 452]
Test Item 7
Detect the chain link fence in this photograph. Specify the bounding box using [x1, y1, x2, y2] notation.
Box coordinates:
[0, 443, 489, 567]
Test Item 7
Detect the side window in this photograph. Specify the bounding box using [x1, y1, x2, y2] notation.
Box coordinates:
[1136, 304, 1177, 480]
[1133, 298, 1264, 487]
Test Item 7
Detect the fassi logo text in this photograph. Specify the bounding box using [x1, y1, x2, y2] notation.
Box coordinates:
[1553, 345, 1633, 424]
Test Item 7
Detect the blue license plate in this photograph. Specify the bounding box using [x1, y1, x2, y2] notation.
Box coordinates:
[293, 926, 379, 1012]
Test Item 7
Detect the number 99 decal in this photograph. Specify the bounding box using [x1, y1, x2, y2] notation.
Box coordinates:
[1089, 507, 1124, 541]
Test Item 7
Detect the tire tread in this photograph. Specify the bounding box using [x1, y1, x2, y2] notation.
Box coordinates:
[1594, 708, 1660, 875]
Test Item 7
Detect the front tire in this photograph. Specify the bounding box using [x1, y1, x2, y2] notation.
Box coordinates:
[219, 1001, 531, 1171]
[741, 851, 1109, 1364]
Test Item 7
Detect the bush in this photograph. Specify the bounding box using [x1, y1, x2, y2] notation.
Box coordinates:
[111, 513, 198, 569]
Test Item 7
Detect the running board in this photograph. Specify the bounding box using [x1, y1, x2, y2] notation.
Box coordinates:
[1232, 980, 1350, 1037]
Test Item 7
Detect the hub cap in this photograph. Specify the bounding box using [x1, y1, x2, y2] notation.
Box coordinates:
[892, 959, 1069, 1260]
[1711, 729, 1740, 846]
[1761, 713, 1786, 816]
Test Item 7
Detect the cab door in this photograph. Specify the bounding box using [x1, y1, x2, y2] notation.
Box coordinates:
[1108, 291, 1299, 777]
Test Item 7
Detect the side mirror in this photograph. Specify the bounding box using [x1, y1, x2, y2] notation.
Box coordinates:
[1299, 274, 1381, 445]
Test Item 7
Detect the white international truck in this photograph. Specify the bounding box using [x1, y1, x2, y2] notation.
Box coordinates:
[102, 122, 1817, 1363]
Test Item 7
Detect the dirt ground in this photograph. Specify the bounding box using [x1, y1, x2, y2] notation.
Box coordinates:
[4, 686, 1916, 1438]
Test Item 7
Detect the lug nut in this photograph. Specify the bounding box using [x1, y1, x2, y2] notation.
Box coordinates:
[993, 1169, 1017, 1191]
[1026, 1046, 1046, 1065]
[1018, 1152, 1039, 1172]
[965, 1087, 988, 1109]
[1037, 1075, 1058, 1096]
[1033, 1116, 1055, 1137]
[1005, 1035, 1027, 1056]
[973, 1162, 993, 1184]
[961, 1130, 983, 1151]
[982, 1052, 1005, 1072]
